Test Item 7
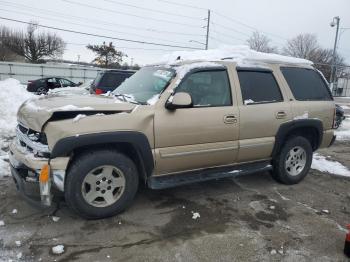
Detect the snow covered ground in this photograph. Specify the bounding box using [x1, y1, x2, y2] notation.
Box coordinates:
[335, 114, 350, 141]
[312, 153, 350, 177]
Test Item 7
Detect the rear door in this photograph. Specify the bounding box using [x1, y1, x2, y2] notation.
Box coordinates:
[235, 67, 293, 162]
[59, 78, 75, 87]
[47, 78, 60, 89]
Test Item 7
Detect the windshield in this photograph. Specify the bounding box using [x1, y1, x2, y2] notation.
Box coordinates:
[113, 67, 175, 104]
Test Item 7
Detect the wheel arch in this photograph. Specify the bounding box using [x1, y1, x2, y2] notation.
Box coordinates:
[272, 119, 323, 157]
[51, 131, 154, 180]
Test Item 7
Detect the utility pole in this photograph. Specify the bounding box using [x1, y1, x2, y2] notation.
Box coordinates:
[330, 16, 340, 89]
[205, 9, 211, 50]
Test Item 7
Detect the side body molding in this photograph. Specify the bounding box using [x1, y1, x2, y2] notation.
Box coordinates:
[272, 119, 323, 157]
[51, 131, 154, 176]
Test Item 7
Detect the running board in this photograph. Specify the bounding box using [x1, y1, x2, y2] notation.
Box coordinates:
[148, 161, 272, 190]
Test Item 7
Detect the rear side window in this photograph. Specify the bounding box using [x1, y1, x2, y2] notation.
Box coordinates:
[237, 70, 283, 105]
[97, 73, 132, 90]
[281, 67, 332, 101]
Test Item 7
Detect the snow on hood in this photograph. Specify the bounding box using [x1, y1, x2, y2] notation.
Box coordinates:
[17, 94, 136, 131]
[158, 45, 313, 66]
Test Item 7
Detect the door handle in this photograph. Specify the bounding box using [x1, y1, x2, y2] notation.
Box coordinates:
[224, 114, 237, 124]
[276, 111, 287, 119]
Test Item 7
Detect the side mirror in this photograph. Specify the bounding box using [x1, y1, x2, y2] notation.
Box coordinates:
[165, 92, 193, 110]
[77, 82, 83, 86]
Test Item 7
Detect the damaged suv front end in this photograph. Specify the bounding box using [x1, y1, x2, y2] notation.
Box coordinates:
[9, 94, 138, 207]
[9, 122, 69, 206]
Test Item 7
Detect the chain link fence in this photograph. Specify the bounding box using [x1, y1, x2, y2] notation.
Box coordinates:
[333, 64, 350, 97]
[314, 63, 350, 97]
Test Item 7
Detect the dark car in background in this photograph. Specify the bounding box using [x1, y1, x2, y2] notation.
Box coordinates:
[335, 104, 346, 128]
[90, 69, 136, 94]
[27, 77, 82, 94]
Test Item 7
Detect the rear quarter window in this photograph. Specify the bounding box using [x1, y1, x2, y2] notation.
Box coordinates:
[280, 67, 332, 101]
[97, 72, 132, 90]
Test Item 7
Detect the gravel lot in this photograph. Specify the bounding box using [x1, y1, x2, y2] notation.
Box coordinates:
[0, 100, 349, 262]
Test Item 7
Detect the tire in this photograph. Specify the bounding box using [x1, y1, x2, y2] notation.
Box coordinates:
[65, 149, 139, 219]
[36, 86, 48, 95]
[272, 136, 313, 185]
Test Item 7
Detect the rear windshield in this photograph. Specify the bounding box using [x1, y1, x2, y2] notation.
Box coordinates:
[95, 72, 133, 90]
[281, 67, 332, 101]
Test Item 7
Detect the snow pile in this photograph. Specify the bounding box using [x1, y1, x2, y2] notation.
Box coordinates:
[52, 216, 60, 222]
[0, 153, 9, 177]
[52, 245, 65, 255]
[158, 45, 313, 65]
[191, 212, 200, 220]
[72, 114, 87, 123]
[147, 94, 160, 105]
[0, 78, 34, 136]
[294, 112, 309, 120]
[48, 105, 93, 112]
[335, 115, 350, 141]
[312, 153, 350, 177]
[48, 86, 89, 95]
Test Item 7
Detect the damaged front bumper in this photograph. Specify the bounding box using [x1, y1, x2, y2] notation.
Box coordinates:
[9, 140, 69, 207]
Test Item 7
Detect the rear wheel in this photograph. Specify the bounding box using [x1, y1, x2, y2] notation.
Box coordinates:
[65, 149, 139, 219]
[272, 136, 313, 185]
[36, 86, 47, 95]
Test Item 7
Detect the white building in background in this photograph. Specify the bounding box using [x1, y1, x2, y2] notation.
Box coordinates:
[337, 77, 350, 97]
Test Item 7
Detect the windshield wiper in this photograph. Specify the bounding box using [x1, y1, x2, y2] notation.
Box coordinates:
[113, 93, 145, 105]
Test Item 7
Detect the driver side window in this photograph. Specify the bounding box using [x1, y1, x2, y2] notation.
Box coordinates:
[176, 70, 232, 107]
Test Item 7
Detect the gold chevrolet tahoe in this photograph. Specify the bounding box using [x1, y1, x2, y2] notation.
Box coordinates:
[9, 55, 336, 219]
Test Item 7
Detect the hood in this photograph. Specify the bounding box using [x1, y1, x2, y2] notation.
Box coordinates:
[17, 94, 136, 131]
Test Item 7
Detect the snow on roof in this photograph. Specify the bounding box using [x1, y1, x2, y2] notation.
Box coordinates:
[158, 45, 313, 66]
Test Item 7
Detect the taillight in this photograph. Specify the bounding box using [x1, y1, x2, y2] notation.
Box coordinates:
[332, 107, 337, 129]
[95, 88, 103, 95]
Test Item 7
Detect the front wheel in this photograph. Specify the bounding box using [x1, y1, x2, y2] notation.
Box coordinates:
[65, 149, 139, 219]
[272, 136, 313, 185]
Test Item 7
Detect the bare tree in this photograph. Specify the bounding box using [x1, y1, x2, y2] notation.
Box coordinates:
[247, 31, 277, 53]
[312, 48, 345, 81]
[283, 34, 319, 60]
[283, 33, 345, 81]
[86, 42, 126, 67]
[3, 22, 65, 63]
[0, 26, 24, 61]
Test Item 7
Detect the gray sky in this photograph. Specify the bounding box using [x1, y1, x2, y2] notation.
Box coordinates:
[0, 0, 349, 65]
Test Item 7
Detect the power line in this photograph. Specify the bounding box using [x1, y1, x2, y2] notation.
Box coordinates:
[102, 0, 202, 20]
[157, 0, 208, 11]
[212, 10, 288, 41]
[61, 0, 204, 28]
[66, 42, 175, 51]
[0, 8, 195, 46]
[155, 0, 288, 41]
[209, 36, 244, 46]
[210, 21, 251, 37]
[0, 16, 202, 50]
[0, 0, 205, 37]
[210, 29, 246, 42]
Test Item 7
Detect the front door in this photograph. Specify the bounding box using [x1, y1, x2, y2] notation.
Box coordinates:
[154, 68, 239, 175]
